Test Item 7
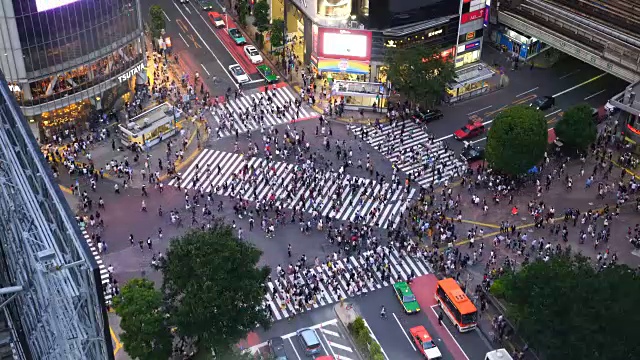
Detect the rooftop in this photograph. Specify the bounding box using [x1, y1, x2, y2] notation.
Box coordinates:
[610, 82, 640, 116]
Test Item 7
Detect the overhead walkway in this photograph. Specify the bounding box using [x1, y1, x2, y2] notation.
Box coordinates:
[498, 0, 640, 83]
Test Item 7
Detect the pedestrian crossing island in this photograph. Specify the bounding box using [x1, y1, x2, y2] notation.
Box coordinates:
[211, 86, 318, 138]
[169, 149, 415, 228]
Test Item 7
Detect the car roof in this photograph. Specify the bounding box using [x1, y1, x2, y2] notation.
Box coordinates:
[245, 45, 257, 50]
[209, 11, 220, 16]
[269, 337, 284, 345]
[394, 281, 409, 289]
[410, 325, 429, 337]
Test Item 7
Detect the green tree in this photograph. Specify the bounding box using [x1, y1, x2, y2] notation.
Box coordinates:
[149, 5, 166, 39]
[252, 0, 271, 32]
[494, 254, 640, 360]
[112, 278, 172, 360]
[485, 105, 547, 175]
[269, 18, 285, 50]
[382, 46, 455, 108]
[237, 1, 248, 27]
[162, 228, 271, 354]
[554, 103, 597, 153]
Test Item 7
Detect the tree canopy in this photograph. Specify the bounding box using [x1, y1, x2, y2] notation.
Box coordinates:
[382, 46, 455, 109]
[492, 254, 640, 360]
[113, 278, 172, 360]
[554, 103, 597, 153]
[162, 227, 271, 353]
[253, 0, 270, 33]
[269, 18, 285, 50]
[149, 5, 166, 39]
[485, 105, 547, 175]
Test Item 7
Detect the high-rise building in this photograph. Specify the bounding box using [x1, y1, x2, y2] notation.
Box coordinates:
[0, 71, 112, 359]
[0, 0, 146, 142]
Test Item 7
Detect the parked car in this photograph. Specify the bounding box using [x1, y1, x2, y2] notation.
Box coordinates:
[228, 28, 245, 45]
[412, 108, 443, 123]
[530, 95, 555, 110]
[257, 64, 279, 83]
[453, 121, 485, 140]
[267, 337, 288, 360]
[208, 12, 225, 28]
[244, 45, 263, 64]
[197, 0, 214, 10]
[296, 328, 321, 356]
[228, 64, 249, 84]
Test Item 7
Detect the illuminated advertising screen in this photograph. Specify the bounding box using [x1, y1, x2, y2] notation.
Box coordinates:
[36, 0, 80, 12]
[317, 28, 372, 61]
[461, 8, 484, 24]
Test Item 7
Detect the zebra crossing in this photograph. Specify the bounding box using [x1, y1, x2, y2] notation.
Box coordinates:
[348, 121, 466, 188]
[263, 247, 434, 321]
[169, 149, 415, 228]
[210, 86, 318, 138]
[81, 230, 112, 304]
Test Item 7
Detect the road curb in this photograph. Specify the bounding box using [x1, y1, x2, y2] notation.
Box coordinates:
[333, 303, 366, 360]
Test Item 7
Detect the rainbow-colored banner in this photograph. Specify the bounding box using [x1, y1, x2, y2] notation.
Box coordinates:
[317, 58, 369, 74]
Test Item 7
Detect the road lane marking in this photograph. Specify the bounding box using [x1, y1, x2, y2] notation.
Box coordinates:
[545, 109, 562, 117]
[559, 69, 580, 79]
[430, 305, 470, 360]
[328, 341, 353, 352]
[393, 312, 416, 351]
[172, 2, 239, 87]
[320, 328, 340, 337]
[178, 33, 190, 47]
[469, 137, 486, 144]
[281, 319, 339, 339]
[314, 328, 331, 357]
[585, 89, 606, 100]
[547, 117, 557, 124]
[362, 318, 390, 360]
[162, 9, 171, 21]
[287, 337, 302, 360]
[553, 72, 607, 98]
[484, 105, 508, 117]
[482, 119, 493, 125]
[516, 87, 538, 97]
[247, 79, 266, 84]
[176, 19, 188, 33]
[184, 4, 192, 14]
[201, 64, 211, 76]
[512, 94, 537, 105]
[466, 105, 492, 116]
[248, 341, 268, 354]
[435, 134, 454, 142]
[188, 34, 201, 48]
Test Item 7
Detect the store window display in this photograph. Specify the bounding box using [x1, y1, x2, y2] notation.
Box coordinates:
[317, 0, 352, 19]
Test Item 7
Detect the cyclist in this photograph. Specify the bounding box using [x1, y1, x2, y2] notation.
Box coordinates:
[380, 305, 386, 318]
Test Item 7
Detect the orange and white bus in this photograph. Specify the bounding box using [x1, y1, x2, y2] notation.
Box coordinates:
[435, 278, 478, 332]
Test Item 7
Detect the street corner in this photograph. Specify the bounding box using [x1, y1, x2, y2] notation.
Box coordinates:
[316, 320, 358, 360]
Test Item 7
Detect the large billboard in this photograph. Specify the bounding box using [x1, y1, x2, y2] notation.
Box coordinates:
[36, 0, 80, 12]
[317, 28, 372, 61]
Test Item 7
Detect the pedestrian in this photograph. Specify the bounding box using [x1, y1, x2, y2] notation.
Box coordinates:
[141, 200, 147, 212]
[438, 311, 444, 325]
[380, 305, 386, 318]
[147, 237, 152, 250]
[129, 234, 134, 246]
[287, 244, 292, 257]
[138, 239, 144, 251]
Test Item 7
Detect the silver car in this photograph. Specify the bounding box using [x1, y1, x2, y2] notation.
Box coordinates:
[228, 64, 249, 84]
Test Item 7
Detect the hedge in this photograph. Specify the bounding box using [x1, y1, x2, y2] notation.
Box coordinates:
[347, 317, 385, 360]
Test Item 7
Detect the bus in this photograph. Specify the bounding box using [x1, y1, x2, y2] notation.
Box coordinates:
[485, 348, 513, 360]
[434, 278, 478, 332]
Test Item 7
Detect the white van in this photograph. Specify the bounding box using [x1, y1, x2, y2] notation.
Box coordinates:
[485, 348, 513, 360]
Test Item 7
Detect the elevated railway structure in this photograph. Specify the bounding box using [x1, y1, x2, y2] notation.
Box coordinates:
[498, 0, 640, 82]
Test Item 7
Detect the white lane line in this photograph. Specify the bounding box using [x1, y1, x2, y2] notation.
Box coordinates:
[482, 119, 494, 125]
[162, 10, 171, 21]
[172, 2, 239, 88]
[201, 64, 211, 76]
[585, 89, 606, 100]
[178, 33, 190, 47]
[469, 137, 487, 144]
[393, 312, 416, 351]
[516, 87, 538, 97]
[467, 105, 492, 116]
[362, 318, 390, 360]
[430, 305, 470, 360]
[320, 328, 340, 338]
[184, 5, 192, 14]
[315, 328, 331, 356]
[282, 319, 339, 339]
[553, 72, 607, 98]
[287, 337, 302, 360]
[247, 79, 266, 84]
[545, 109, 562, 118]
[248, 341, 268, 354]
[435, 134, 454, 142]
[559, 69, 580, 79]
[328, 341, 353, 352]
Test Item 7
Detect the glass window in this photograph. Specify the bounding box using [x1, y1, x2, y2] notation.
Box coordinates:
[317, 0, 352, 19]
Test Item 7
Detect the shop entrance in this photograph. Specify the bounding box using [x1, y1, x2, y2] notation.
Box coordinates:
[285, 3, 306, 66]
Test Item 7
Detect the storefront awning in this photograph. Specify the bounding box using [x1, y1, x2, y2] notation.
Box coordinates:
[449, 65, 495, 90]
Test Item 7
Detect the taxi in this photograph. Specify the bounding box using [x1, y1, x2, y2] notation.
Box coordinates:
[453, 120, 485, 140]
[393, 281, 420, 314]
[410, 326, 442, 359]
[207, 12, 225, 28]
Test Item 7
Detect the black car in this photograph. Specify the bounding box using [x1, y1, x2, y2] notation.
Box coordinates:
[461, 145, 484, 162]
[268, 337, 288, 360]
[530, 96, 555, 110]
[412, 109, 443, 123]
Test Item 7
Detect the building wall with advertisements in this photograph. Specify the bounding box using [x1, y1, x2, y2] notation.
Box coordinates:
[455, 0, 489, 68]
[312, 27, 373, 74]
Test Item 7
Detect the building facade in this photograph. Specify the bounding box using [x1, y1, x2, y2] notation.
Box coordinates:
[0, 0, 145, 141]
[0, 70, 112, 359]
[610, 82, 640, 149]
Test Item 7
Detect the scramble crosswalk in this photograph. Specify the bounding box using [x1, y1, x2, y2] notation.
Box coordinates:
[210, 86, 318, 138]
[81, 230, 112, 304]
[169, 149, 415, 228]
[263, 246, 434, 321]
[348, 121, 466, 188]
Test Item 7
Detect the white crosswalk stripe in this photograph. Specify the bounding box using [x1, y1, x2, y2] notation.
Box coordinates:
[81, 230, 112, 304]
[264, 247, 434, 321]
[169, 149, 415, 228]
[348, 121, 466, 188]
[211, 87, 318, 138]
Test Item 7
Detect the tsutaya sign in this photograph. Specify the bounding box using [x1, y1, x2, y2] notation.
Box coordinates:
[118, 64, 145, 83]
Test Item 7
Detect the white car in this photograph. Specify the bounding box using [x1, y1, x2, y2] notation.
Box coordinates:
[178, 0, 189, 3]
[228, 64, 249, 84]
[244, 45, 263, 64]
